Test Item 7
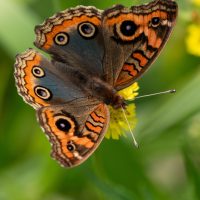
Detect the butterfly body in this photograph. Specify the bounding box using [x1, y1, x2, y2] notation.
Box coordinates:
[14, 0, 178, 168]
[46, 59, 125, 108]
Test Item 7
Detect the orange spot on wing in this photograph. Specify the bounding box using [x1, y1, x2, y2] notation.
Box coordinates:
[91, 112, 105, 123]
[85, 141, 94, 148]
[148, 29, 157, 47]
[123, 64, 138, 76]
[155, 38, 162, 48]
[132, 53, 148, 67]
[62, 147, 73, 158]
[74, 137, 94, 148]
[86, 122, 102, 134]
[105, 13, 135, 26]
[115, 64, 138, 87]
[160, 11, 168, 19]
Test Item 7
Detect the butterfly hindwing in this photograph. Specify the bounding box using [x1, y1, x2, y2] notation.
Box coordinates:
[37, 101, 109, 167]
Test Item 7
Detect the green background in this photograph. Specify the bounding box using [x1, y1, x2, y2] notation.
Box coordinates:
[0, 0, 200, 199]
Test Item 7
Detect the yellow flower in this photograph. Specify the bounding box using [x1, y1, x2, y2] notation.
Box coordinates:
[192, 0, 200, 6]
[105, 82, 139, 140]
[186, 24, 200, 57]
[118, 82, 139, 100]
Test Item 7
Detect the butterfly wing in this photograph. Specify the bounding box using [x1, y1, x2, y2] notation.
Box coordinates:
[102, 0, 178, 90]
[14, 49, 86, 109]
[37, 102, 109, 167]
[34, 6, 105, 76]
[14, 49, 110, 167]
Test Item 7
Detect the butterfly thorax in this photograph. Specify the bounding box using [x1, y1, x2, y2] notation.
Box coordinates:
[70, 69, 125, 108]
[53, 61, 125, 108]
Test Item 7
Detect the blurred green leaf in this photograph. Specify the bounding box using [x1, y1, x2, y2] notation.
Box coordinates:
[137, 70, 200, 142]
[183, 147, 200, 200]
[0, 0, 39, 56]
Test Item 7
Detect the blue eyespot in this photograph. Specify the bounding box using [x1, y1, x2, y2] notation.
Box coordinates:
[54, 32, 69, 45]
[34, 86, 52, 100]
[78, 22, 97, 39]
[32, 66, 45, 77]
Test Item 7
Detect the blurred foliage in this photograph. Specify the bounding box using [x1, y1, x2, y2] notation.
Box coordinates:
[0, 0, 200, 200]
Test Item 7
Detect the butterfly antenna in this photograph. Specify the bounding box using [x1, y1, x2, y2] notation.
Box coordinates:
[121, 106, 139, 148]
[135, 89, 176, 99]
[122, 89, 176, 147]
[126, 89, 176, 104]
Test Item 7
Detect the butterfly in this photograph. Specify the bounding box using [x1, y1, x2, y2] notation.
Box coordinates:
[14, 0, 178, 168]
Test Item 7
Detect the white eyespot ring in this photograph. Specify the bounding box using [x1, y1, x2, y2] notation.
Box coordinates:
[32, 66, 45, 78]
[114, 20, 138, 42]
[34, 86, 52, 100]
[67, 142, 76, 152]
[78, 22, 97, 39]
[54, 32, 69, 46]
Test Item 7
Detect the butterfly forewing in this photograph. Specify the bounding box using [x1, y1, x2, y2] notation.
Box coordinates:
[34, 6, 105, 76]
[14, 49, 86, 109]
[102, 0, 178, 90]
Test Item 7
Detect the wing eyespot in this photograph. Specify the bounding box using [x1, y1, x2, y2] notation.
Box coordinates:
[32, 66, 45, 78]
[151, 17, 161, 28]
[56, 118, 72, 132]
[67, 142, 76, 152]
[113, 20, 138, 42]
[78, 22, 97, 39]
[54, 32, 69, 46]
[34, 86, 52, 100]
[54, 115, 76, 134]
[120, 20, 137, 37]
